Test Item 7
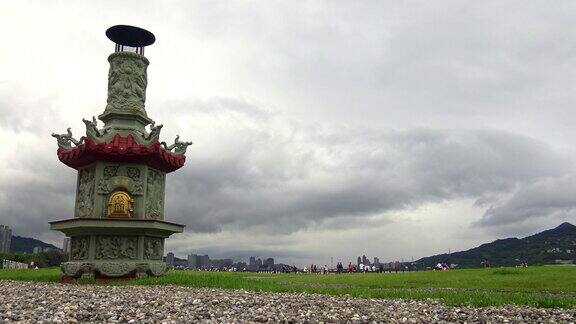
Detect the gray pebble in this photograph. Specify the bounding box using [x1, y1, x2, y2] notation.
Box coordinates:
[0, 280, 574, 323]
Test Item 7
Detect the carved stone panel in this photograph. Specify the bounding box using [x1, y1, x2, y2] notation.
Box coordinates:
[148, 262, 168, 276]
[95, 236, 137, 260]
[97, 165, 144, 197]
[76, 167, 95, 218]
[97, 179, 112, 195]
[145, 169, 164, 220]
[103, 166, 119, 180]
[132, 180, 144, 195]
[143, 237, 163, 260]
[105, 52, 149, 115]
[70, 237, 89, 260]
[127, 167, 140, 181]
[98, 262, 134, 277]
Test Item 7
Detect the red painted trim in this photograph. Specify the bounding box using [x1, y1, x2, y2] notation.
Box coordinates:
[56, 134, 186, 173]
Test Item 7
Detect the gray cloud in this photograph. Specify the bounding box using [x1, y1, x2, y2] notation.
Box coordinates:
[477, 175, 576, 229]
[158, 99, 573, 236]
[2, 96, 571, 244]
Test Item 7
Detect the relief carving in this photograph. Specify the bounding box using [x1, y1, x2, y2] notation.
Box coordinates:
[143, 237, 163, 260]
[76, 168, 95, 217]
[145, 169, 164, 219]
[97, 179, 112, 194]
[132, 181, 144, 195]
[127, 167, 140, 181]
[105, 53, 148, 114]
[61, 262, 94, 277]
[148, 262, 168, 276]
[70, 237, 89, 260]
[98, 262, 134, 277]
[95, 236, 137, 260]
[97, 171, 143, 197]
[103, 166, 119, 180]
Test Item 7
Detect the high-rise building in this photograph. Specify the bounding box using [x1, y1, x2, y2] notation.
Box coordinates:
[63, 238, 71, 258]
[264, 258, 274, 268]
[256, 258, 263, 268]
[166, 252, 175, 266]
[362, 255, 370, 266]
[374, 257, 380, 265]
[357, 256, 361, 266]
[248, 256, 257, 271]
[188, 254, 198, 269]
[198, 255, 210, 268]
[211, 258, 233, 269]
[0, 225, 12, 254]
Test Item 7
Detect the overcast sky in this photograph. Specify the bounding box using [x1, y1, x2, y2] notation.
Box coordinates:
[1, 1, 576, 266]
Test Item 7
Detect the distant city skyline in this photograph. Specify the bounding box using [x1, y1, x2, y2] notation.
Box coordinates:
[166, 250, 408, 269]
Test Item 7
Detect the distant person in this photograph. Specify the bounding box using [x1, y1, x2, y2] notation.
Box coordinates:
[348, 262, 353, 273]
[323, 265, 328, 274]
[359, 263, 364, 273]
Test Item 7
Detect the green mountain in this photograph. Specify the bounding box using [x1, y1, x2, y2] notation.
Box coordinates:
[10, 236, 61, 253]
[416, 222, 576, 268]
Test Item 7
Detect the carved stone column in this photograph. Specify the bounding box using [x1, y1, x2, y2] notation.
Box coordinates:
[99, 52, 153, 132]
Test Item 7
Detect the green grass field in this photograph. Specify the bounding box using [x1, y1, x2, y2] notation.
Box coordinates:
[1, 266, 575, 308]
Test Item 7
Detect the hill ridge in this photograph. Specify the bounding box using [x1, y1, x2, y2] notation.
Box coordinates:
[10, 236, 61, 253]
[416, 222, 575, 268]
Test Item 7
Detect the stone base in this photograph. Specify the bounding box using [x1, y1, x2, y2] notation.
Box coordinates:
[61, 261, 168, 279]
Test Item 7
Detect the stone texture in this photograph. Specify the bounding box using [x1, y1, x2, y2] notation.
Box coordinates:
[1, 280, 574, 323]
[60, 261, 167, 278]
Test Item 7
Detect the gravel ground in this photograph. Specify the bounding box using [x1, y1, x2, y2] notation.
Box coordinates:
[0, 280, 574, 323]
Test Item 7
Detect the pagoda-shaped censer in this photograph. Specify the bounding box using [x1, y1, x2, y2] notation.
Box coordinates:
[50, 25, 189, 279]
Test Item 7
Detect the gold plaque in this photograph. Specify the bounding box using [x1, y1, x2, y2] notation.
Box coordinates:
[107, 191, 133, 218]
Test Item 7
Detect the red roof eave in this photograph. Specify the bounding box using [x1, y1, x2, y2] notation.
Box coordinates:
[56, 134, 186, 173]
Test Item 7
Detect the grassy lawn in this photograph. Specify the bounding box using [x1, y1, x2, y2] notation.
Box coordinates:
[1, 266, 575, 308]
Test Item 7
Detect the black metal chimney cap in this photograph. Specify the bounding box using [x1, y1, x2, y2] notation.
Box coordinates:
[106, 25, 155, 47]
